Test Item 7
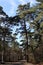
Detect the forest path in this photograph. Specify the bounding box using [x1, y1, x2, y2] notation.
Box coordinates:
[0, 61, 43, 65]
[0, 62, 34, 65]
[0, 63, 36, 65]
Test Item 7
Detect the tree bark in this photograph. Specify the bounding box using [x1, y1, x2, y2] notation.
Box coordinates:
[1, 50, 4, 63]
[23, 18, 29, 62]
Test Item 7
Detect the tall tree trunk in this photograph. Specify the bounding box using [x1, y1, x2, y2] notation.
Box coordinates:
[1, 42, 4, 63]
[1, 50, 4, 63]
[9, 50, 10, 62]
[31, 46, 38, 64]
[23, 18, 29, 62]
[1, 36, 5, 63]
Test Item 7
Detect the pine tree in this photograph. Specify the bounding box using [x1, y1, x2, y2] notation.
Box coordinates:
[0, 6, 13, 63]
[16, 1, 43, 63]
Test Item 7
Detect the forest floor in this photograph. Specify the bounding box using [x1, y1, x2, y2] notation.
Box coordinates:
[24, 62, 43, 65]
[0, 63, 43, 65]
[0, 61, 43, 65]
